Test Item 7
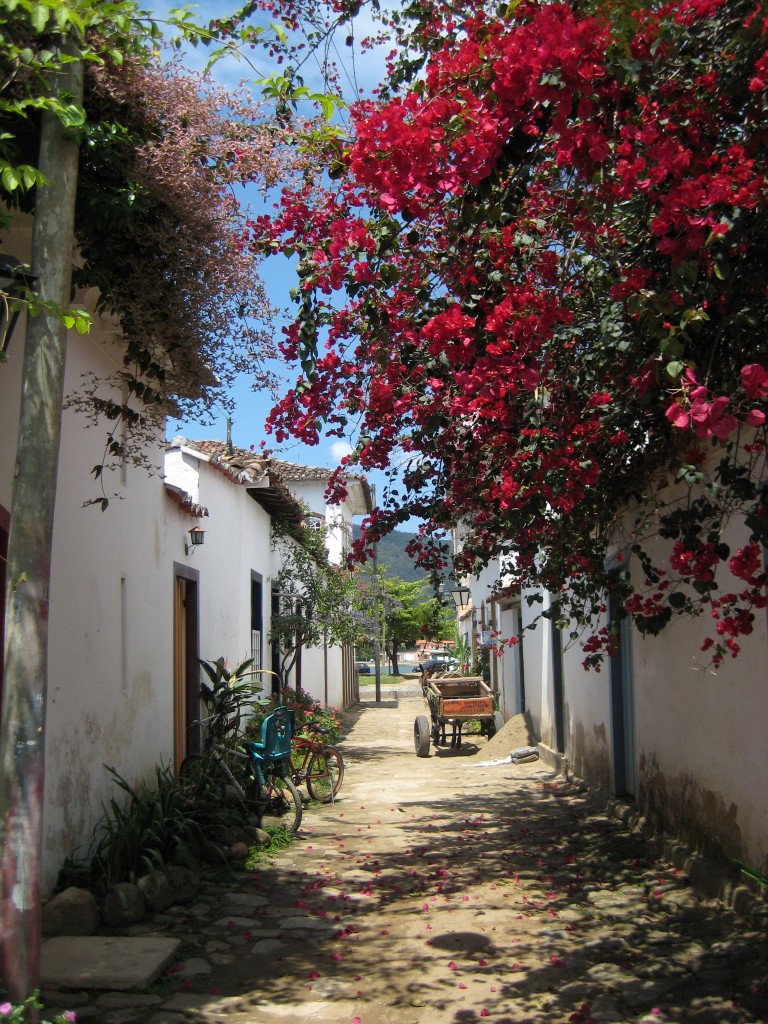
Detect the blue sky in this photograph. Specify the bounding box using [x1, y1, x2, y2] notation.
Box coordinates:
[152, 2, 396, 484]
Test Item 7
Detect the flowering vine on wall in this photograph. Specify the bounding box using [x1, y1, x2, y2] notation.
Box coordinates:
[250, 0, 768, 669]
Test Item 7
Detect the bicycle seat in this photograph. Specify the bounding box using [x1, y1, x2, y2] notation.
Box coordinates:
[251, 706, 294, 764]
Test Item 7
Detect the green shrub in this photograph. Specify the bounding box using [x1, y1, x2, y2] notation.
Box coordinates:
[244, 687, 342, 745]
[88, 765, 203, 892]
[244, 823, 295, 868]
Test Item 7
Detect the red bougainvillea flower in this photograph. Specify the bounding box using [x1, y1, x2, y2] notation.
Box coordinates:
[254, 0, 768, 669]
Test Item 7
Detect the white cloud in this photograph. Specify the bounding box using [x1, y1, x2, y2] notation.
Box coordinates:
[330, 440, 354, 464]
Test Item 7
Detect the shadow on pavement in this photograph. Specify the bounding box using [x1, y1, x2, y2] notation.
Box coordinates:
[166, 775, 768, 1024]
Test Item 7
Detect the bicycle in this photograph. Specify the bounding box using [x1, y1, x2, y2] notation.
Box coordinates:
[180, 704, 303, 834]
[289, 722, 344, 803]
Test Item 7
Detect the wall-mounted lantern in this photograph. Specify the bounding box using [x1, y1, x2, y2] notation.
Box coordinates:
[450, 584, 471, 609]
[184, 526, 206, 555]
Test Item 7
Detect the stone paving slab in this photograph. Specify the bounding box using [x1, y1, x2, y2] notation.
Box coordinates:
[41, 935, 182, 990]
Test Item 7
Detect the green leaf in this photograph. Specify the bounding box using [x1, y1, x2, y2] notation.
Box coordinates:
[58, 103, 87, 128]
[30, 3, 50, 33]
[271, 20, 287, 44]
[319, 95, 336, 120]
[1, 165, 19, 191]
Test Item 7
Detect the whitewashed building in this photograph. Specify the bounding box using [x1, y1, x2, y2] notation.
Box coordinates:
[164, 441, 372, 712]
[454, 489, 768, 887]
[1, 216, 367, 892]
[1, 227, 180, 893]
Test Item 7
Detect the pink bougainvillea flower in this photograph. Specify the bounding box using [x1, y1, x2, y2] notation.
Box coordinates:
[448, 961, 458, 970]
[309, 970, 320, 980]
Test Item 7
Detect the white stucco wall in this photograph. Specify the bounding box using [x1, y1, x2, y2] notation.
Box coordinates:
[519, 507, 768, 873]
[519, 588, 552, 748]
[625, 509, 768, 872]
[560, 629, 614, 790]
[2, 316, 176, 894]
[178, 462, 273, 677]
[495, 602, 524, 720]
[283, 477, 352, 567]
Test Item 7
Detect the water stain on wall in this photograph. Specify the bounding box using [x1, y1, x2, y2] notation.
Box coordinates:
[570, 719, 611, 791]
[639, 752, 745, 867]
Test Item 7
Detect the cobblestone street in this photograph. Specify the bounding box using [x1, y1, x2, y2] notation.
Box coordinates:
[45, 690, 768, 1024]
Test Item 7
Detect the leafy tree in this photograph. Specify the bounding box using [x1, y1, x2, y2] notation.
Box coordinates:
[256, 0, 768, 671]
[355, 569, 453, 673]
[270, 515, 360, 688]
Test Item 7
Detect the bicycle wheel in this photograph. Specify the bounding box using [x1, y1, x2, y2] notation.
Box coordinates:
[306, 746, 345, 803]
[261, 770, 303, 834]
[289, 744, 310, 789]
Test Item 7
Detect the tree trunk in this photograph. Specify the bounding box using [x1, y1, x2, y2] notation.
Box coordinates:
[390, 638, 400, 677]
[0, 47, 83, 1001]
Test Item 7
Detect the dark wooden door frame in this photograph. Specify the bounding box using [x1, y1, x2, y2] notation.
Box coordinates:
[173, 562, 200, 762]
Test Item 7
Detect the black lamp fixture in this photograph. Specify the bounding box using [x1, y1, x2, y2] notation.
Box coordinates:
[449, 584, 471, 609]
[185, 525, 206, 555]
[0, 255, 37, 358]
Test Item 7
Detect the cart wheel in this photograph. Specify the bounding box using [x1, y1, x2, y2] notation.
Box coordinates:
[414, 715, 431, 757]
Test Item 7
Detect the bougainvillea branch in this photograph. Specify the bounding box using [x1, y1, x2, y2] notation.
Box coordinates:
[253, 0, 768, 668]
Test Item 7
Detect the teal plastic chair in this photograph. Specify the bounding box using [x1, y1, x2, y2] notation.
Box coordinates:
[250, 706, 294, 766]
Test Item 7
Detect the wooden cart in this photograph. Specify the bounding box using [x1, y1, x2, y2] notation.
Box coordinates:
[414, 674, 500, 757]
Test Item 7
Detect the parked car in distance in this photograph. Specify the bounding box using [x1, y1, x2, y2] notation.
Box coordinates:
[355, 661, 372, 674]
[410, 657, 461, 674]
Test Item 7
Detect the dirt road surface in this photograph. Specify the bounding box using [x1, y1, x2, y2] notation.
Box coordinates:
[45, 690, 768, 1024]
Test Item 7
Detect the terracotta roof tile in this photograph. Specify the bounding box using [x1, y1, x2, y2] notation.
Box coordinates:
[168, 437, 372, 515]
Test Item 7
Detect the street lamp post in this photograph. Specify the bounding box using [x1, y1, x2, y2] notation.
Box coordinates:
[371, 484, 381, 703]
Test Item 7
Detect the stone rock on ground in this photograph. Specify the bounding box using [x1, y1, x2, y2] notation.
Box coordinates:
[165, 865, 199, 903]
[42, 886, 99, 936]
[101, 883, 146, 927]
[137, 871, 174, 913]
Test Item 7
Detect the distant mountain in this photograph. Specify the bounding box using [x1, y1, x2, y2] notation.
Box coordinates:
[353, 526, 427, 582]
